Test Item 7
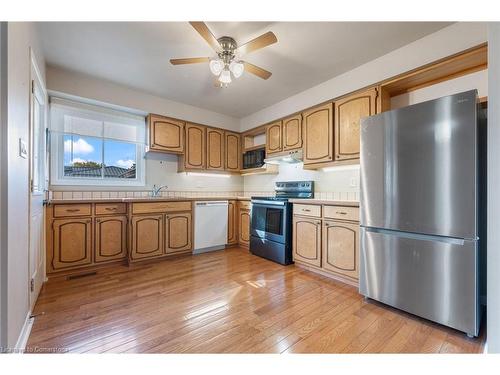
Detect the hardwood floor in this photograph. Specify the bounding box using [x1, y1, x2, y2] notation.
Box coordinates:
[27, 248, 485, 353]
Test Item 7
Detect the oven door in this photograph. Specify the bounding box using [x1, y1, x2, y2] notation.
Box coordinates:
[251, 201, 287, 244]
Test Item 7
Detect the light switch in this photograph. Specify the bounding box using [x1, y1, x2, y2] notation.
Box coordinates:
[350, 177, 357, 187]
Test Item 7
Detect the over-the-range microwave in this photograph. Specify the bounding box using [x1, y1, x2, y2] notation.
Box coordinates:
[243, 148, 265, 169]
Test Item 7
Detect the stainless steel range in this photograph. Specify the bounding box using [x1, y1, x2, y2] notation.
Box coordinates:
[250, 181, 314, 265]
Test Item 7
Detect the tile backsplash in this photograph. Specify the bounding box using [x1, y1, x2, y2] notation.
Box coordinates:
[48, 189, 358, 201]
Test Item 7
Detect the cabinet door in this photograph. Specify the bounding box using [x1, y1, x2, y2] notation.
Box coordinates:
[225, 131, 241, 172]
[149, 114, 184, 153]
[165, 212, 192, 254]
[206, 127, 225, 170]
[185, 123, 206, 169]
[334, 88, 377, 161]
[292, 216, 321, 267]
[238, 208, 250, 246]
[322, 220, 359, 280]
[94, 216, 127, 263]
[283, 114, 302, 151]
[227, 200, 238, 245]
[303, 103, 334, 164]
[130, 215, 164, 260]
[266, 121, 282, 155]
[52, 218, 92, 270]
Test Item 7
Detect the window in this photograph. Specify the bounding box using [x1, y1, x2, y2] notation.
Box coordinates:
[50, 98, 146, 186]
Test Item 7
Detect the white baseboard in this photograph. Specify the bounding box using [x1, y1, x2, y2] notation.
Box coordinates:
[14, 312, 34, 353]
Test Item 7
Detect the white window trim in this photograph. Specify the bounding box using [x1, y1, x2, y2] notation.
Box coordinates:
[49, 98, 146, 187]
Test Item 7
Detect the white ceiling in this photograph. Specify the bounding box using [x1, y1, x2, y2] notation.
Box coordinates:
[38, 22, 452, 118]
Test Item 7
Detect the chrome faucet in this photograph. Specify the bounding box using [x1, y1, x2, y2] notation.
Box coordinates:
[151, 184, 168, 197]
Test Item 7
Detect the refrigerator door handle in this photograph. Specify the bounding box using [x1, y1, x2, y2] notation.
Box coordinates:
[362, 226, 467, 246]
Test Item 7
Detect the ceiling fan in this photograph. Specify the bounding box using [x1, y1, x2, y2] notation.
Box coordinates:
[170, 22, 277, 88]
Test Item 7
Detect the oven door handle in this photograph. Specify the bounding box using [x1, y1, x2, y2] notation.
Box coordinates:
[251, 200, 287, 206]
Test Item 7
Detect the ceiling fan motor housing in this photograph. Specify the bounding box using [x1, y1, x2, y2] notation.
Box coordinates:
[217, 36, 237, 64]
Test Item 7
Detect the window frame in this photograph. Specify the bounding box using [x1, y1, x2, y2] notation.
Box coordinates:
[49, 99, 146, 187]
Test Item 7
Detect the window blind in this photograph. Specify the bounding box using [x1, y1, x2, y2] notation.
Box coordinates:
[50, 97, 146, 144]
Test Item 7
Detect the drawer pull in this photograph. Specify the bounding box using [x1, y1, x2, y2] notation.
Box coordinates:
[302, 209, 311, 212]
[105, 207, 117, 211]
[66, 208, 80, 212]
[336, 211, 347, 215]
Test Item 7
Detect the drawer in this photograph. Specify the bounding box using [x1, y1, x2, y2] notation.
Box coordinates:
[53, 204, 92, 217]
[95, 202, 127, 215]
[132, 201, 192, 214]
[238, 200, 251, 210]
[293, 204, 321, 217]
[323, 205, 359, 221]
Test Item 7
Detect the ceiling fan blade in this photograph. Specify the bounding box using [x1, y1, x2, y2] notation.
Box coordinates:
[237, 31, 277, 56]
[243, 62, 272, 80]
[189, 22, 222, 52]
[170, 57, 210, 65]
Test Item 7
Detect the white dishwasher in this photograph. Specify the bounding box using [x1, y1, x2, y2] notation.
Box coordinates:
[194, 201, 228, 254]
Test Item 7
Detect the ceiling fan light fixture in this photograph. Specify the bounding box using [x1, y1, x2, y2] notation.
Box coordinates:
[229, 61, 244, 78]
[209, 58, 224, 76]
[218, 69, 232, 84]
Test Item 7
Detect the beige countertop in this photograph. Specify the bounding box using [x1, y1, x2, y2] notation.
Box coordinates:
[47, 196, 251, 205]
[289, 199, 359, 207]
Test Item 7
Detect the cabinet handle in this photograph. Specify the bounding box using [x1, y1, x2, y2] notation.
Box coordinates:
[96, 219, 101, 223]
[317, 221, 322, 225]
[336, 211, 347, 215]
[105, 207, 117, 211]
[66, 208, 80, 212]
[324, 223, 330, 227]
[302, 208, 311, 212]
[87, 220, 91, 223]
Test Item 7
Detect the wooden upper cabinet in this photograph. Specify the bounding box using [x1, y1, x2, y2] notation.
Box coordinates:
[227, 200, 238, 245]
[52, 218, 92, 270]
[165, 212, 192, 254]
[302, 103, 334, 165]
[94, 216, 127, 263]
[293, 216, 322, 267]
[266, 121, 282, 155]
[322, 220, 359, 280]
[225, 131, 241, 172]
[282, 114, 302, 151]
[148, 114, 184, 153]
[185, 123, 206, 169]
[206, 127, 225, 170]
[334, 88, 377, 161]
[130, 215, 164, 260]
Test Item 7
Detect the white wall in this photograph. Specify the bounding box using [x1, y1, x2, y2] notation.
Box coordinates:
[240, 22, 487, 131]
[47, 66, 240, 132]
[487, 22, 500, 354]
[0, 21, 7, 349]
[5, 22, 46, 348]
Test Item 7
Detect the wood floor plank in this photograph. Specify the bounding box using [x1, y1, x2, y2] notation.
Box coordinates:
[26, 248, 485, 353]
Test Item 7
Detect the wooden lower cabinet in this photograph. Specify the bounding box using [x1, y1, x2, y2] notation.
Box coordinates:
[165, 212, 192, 254]
[130, 214, 164, 260]
[51, 218, 93, 270]
[322, 220, 359, 280]
[292, 205, 360, 285]
[238, 206, 251, 247]
[292, 216, 322, 267]
[94, 216, 127, 263]
[227, 200, 238, 245]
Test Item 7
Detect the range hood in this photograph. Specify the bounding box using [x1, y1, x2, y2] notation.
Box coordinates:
[264, 149, 303, 165]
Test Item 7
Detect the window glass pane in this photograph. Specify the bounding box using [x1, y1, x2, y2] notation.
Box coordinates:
[103, 139, 137, 179]
[63, 135, 103, 178]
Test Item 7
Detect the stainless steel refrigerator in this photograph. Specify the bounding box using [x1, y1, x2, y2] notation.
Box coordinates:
[359, 90, 486, 337]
